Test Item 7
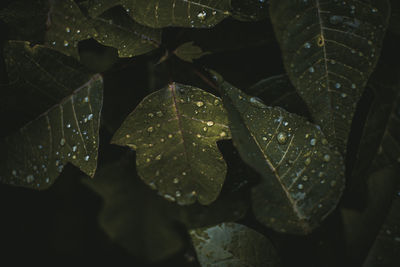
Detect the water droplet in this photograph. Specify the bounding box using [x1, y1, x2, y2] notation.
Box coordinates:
[220, 131, 227, 137]
[351, 83, 357, 89]
[318, 172, 325, 178]
[214, 99, 220, 105]
[45, 178, 50, 183]
[304, 42, 311, 49]
[84, 96, 89, 103]
[87, 114, 93, 120]
[310, 138, 317, 146]
[38, 145, 43, 149]
[26, 174, 34, 183]
[298, 184, 304, 190]
[304, 157, 311, 165]
[302, 176, 309, 181]
[173, 178, 179, 184]
[309, 67, 315, 73]
[84, 155, 90, 161]
[206, 121, 214, 126]
[323, 154, 331, 162]
[12, 170, 17, 176]
[197, 10, 207, 20]
[63, 40, 69, 47]
[164, 194, 176, 202]
[196, 101, 204, 107]
[329, 15, 343, 25]
[371, 8, 378, 13]
[335, 83, 341, 89]
[65, 27, 71, 33]
[318, 203, 323, 208]
[277, 132, 288, 144]
[155, 154, 162, 160]
[321, 138, 328, 145]
[60, 138, 66, 146]
[175, 191, 182, 197]
[147, 126, 154, 133]
[341, 93, 347, 98]
[168, 134, 173, 138]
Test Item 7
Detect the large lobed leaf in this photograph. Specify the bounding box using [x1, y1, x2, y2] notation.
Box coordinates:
[211, 71, 345, 234]
[111, 83, 231, 205]
[269, 0, 391, 153]
[88, 0, 232, 28]
[0, 41, 103, 189]
[190, 222, 281, 267]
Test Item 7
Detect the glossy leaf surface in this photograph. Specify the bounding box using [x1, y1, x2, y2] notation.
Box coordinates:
[270, 0, 391, 153]
[112, 83, 231, 205]
[0, 41, 103, 189]
[190, 222, 281, 267]
[212, 72, 345, 234]
[88, 0, 231, 28]
[174, 41, 211, 62]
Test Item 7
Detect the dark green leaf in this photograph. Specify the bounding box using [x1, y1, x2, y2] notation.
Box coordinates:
[45, 0, 160, 59]
[88, 0, 232, 28]
[389, 0, 400, 34]
[83, 160, 185, 263]
[0, 41, 103, 189]
[341, 166, 399, 265]
[111, 83, 231, 205]
[92, 8, 161, 58]
[190, 222, 281, 267]
[231, 0, 269, 22]
[211, 71, 345, 234]
[269, 0, 391, 153]
[45, 0, 97, 59]
[247, 74, 311, 118]
[363, 177, 400, 266]
[174, 41, 211, 63]
[0, 0, 49, 44]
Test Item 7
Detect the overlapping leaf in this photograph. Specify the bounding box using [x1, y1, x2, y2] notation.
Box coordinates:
[173, 41, 211, 63]
[111, 83, 231, 205]
[269, 0, 391, 153]
[0, 41, 103, 189]
[211, 71, 345, 234]
[45, 0, 160, 59]
[189, 223, 281, 267]
[88, 0, 232, 28]
[84, 158, 248, 261]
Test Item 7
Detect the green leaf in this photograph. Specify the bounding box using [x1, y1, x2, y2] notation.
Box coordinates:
[45, 0, 160, 59]
[363, 177, 400, 266]
[231, 0, 269, 22]
[45, 0, 98, 59]
[389, 0, 400, 35]
[189, 222, 281, 267]
[88, 0, 232, 28]
[247, 74, 311, 118]
[211, 71, 345, 234]
[269, 0, 391, 153]
[92, 8, 161, 58]
[83, 160, 185, 263]
[174, 41, 211, 63]
[341, 166, 399, 264]
[0, 41, 103, 189]
[111, 83, 231, 205]
[0, 0, 49, 44]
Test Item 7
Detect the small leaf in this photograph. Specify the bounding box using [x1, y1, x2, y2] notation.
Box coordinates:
[363, 178, 400, 266]
[174, 41, 211, 63]
[189, 222, 281, 267]
[247, 74, 311, 118]
[88, 0, 232, 28]
[111, 83, 231, 205]
[45, 0, 97, 59]
[269, 0, 391, 153]
[0, 41, 103, 189]
[92, 7, 161, 58]
[211, 71, 345, 234]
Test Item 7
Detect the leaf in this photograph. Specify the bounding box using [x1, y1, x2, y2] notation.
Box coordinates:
[231, 0, 269, 22]
[269, 0, 391, 153]
[247, 74, 311, 118]
[189, 222, 281, 267]
[111, 83, 231, 205]
[389, 0, 400, 34]
[0, 0, 49, 44]
[83, 160, 185, 263]
[45, 0, 160, 59]
[174, 41, 211, 63]
[88, 0, 232, 28]
[45, 0, 98, 59]
[0, 41, 103, 189]
[92, 7, 161, 58]
[341, 166, 399, 265]
[210, 71, 345, 234]
[363, 178, 400, 266]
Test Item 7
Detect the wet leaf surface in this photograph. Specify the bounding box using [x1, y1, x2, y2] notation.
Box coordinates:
[88, 0, 231, 28]
[247, 74, 311, 118]
[231, 0, 269, 22]
[0, 41, 103, 189]
[174, 41, 211, 63]
[211, 71, 345, 234]
[269, 0, 391, 153]
[111, 83, 231, 205]
[190, 222, 281, 267]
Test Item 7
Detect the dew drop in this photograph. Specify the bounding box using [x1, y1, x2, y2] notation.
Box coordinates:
[26, 174, 34, 183]
[206, 121, 214, 126]
[220, 131, 227, 137]
[173, 178, 179, 184]
[196, 101, 204, 107]
[87, 114, 93, 120]
[304, 42, 311, 49]
[84, 155, 90, 161]
[304, 157, 311, 165]
[309, 67, 315, 73]
[155, 154, 162, 160]
[168, 134, 173, 138]
[60, 138, 66, 146]
[323, 154, 331, 162]
[147, 126, 154, 133]
[63, 40, 69, 47]
[175, 191, 182, 197]
[277, 132, 288, 144]
[298, 184, 304, 190]
[197, 10, 207, 20]
[335, 83, 341, 89]
[310, 138, 317, 146]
